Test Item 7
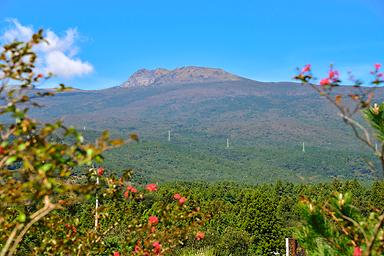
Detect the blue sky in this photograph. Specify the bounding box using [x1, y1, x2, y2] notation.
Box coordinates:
[0, 0, 383, 89]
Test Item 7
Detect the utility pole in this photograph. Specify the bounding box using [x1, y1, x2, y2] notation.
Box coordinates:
[286, 238, 289, 256]
[94, 166, 99, 230]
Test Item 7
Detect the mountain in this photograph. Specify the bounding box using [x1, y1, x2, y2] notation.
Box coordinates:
[31, 67, 384, 183]
[120, 66, 242, 87]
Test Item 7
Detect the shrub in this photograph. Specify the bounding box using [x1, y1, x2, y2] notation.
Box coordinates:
[0, 30, 206, 256]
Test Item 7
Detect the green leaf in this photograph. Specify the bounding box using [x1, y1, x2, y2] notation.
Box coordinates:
[5, 156, 17, 165]
[86, 148, 94, 157]
[17, 143, 26, 151]
[17, 213, 26, 223]
[40, 163, 53, 172]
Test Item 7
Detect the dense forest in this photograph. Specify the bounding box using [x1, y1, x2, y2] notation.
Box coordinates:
[17, 180, 384, 255]
[78, 129, 377, 185]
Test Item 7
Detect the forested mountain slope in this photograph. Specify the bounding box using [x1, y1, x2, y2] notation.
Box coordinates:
[32, 68, 384, 183]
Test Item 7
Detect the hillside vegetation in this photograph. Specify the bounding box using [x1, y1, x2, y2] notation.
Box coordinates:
[36, 79, 384, 183]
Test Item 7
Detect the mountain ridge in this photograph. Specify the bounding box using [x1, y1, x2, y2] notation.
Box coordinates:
[120, 66, 243, 88]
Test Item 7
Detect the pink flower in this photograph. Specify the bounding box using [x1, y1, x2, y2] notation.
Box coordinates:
[113, 252, 120, 256]
[195, 231, 205, 241]
[174, 193, 181, 200]
[178, 197, 187, 205]
[152, 241, 162, 254]
[148, 215, 159, 225]
[320, 78, 330, 86]
[301, 64, 311, 73]
[97, 167, 104, 176]
[353, 246, 362, 256]
[375, 63, 382, 71]
[124, 186, 138, 198]
[146, 183, 157, 192]
[328, 70, 339, 79]
[127, 185, 138, 193]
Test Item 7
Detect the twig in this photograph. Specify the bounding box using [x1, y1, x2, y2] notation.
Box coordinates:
[0, 224, 22, 256]
[6, 196, 59, 256]
[339, 114, 374, 151]
[365, 213, 384, 256]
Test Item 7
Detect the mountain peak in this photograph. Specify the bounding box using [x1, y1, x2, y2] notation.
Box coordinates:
[120, 66, 242, 88]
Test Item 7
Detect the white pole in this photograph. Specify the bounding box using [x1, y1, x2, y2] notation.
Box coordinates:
[227, 138, 230, 148]
[168, 130, 171, 142]
[95, 173, 99, 230]
[302, 142, 305, 153]
[286, 238, 289, 256]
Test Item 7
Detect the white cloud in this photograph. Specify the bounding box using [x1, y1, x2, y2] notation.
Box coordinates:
[1, 19, 93, 79]
[45, 51, 93, 78]
[2, 19, 33, 42]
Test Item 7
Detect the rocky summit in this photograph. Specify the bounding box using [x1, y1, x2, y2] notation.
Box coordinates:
[120, 66, 242, 87]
